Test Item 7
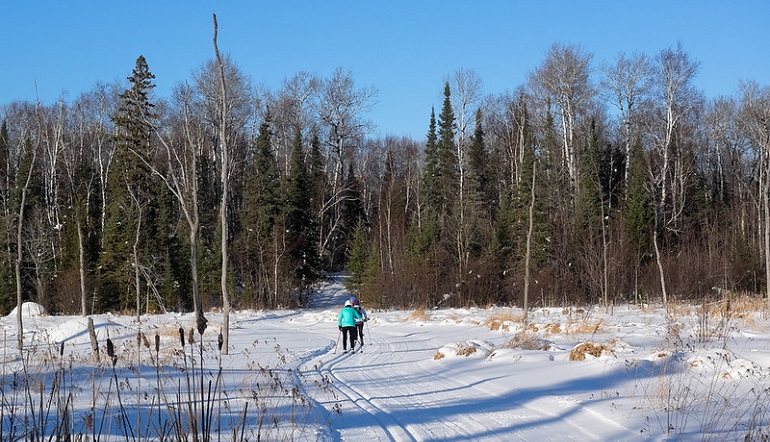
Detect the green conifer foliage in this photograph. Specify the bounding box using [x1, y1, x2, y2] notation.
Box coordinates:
[0, 122, 14, 313]
[624, 139, 654, 260]
[437, 82, 458, 217]
[101, 55, 159, 311]
[284, 127, 321, 302]
[345, 221, 368, 295]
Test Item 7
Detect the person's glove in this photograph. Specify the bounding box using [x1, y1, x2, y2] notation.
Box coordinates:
[338, 325, 342, 331]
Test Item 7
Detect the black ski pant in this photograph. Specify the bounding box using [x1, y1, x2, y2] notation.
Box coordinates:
[356, 323, 365, 345]
[341, 326, 357, 350]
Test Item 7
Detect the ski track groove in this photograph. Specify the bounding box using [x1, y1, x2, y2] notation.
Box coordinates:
[295, 288, 639, 440]
[320, 347, 420, 441]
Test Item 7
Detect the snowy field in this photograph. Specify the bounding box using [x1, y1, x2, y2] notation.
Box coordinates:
[3, 275, 770, 441]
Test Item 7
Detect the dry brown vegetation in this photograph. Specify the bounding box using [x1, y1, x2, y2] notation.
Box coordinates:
[486, 310, 522, 331]
[456, 344, 478, 357]
[569, 341, 613, 361]
[405, 308, 430, 322]
[505, 331, 551, 351]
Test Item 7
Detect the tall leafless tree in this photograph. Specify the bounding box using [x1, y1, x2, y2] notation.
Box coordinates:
[601, 52, 653, 185]
[529, 43, 595, 194]
[739, 81, 770, 301]
[646, 44, 700, 304]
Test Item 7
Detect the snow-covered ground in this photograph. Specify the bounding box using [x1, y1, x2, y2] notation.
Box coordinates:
[3, 276, 770, 440]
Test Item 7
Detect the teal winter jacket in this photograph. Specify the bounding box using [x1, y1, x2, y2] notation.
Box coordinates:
[338, 306, 361, 327]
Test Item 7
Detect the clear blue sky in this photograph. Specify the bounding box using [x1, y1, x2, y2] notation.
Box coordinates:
[2, 1, 768, 139]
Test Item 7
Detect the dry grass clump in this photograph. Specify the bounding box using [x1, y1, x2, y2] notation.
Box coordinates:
[406, 307, 430, 322]
[569, 341, 613, 361]
[568, 320, 603, 335]
[728, 295, 766, 319]
[456, 345, 477, 357]
[505, 331, 551, 351]
[433, 351, 446, 360]
[486, 310, 524, 331]
[544, 323, 562, 334]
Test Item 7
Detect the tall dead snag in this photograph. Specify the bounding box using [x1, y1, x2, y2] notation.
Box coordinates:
[213, 13, 230, 353]
[15, 140, 36, 351]
[523, 162, 536, 324]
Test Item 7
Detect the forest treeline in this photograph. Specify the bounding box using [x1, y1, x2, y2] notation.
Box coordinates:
[1, 42, 769, 316]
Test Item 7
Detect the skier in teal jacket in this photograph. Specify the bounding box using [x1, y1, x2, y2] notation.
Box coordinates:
[338, 300, 362, 353]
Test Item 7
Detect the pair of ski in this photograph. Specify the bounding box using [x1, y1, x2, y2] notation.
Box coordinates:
[335, 344, 364, 355]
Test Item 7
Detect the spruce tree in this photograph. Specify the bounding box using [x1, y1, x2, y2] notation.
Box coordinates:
[284, 127, 321, 302]
[345, 220, 368, 295]
[624, 139, 653, 261]
[467, 108, 491, 212]
[436, 81, 458, 217]
[421, 108, 441, 214]
[340, 162, 367, 265]
[239, 112, 280, 307]
[101, 55, 159, 311]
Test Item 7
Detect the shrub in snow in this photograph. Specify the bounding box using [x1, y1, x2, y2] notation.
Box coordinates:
[434, 340, 494, 360]
[569, 341, 613, 361]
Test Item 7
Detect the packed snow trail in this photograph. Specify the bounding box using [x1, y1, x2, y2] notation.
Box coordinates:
[295, 275, 642, 441]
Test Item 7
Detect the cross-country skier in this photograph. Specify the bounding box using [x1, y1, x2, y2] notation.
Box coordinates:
[338, 299, 362, 353]
[352, 299, 368, 350]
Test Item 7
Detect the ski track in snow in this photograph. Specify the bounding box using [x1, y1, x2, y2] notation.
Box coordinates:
[293, 301, 642, 441]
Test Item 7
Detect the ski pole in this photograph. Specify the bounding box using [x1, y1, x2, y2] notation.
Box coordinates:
[333, 329, 341, 354]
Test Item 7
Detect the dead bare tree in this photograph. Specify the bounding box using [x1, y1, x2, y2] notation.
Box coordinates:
[15, 139, 36, 350]
[213, 13, 230, 352]
[138, 85, 207, 337]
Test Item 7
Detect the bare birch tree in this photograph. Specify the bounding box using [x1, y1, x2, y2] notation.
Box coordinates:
[646, 44, 700, 304]
[529, 44, 595, 193]
[15, 138, 36, 350]
[601, 52, 653, 185]
[739, 81, 770, 301]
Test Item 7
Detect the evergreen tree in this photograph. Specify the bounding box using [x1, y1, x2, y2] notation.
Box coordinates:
[624, 139, 654, 260]
[101, 55, 159, 311]
[196, 149, 220, 303]
[238, 112, 280, 307]
[436, 81, 458, 217]
[575, 120, 603, 236]
[467, 108, 492, 213]
[339, 162, 367, 266]
[0, 121, 13, 313]
[308, 131, 326, 216]
[421, 108, 441, 214]
[345, 220, 368, 295]
[284, 127, 321, 302]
